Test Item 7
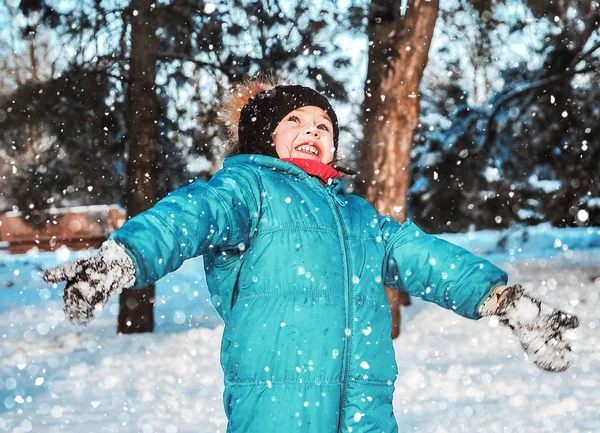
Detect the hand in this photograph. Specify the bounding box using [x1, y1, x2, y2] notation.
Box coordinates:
[483, 284, 579, 372]
[43, 240, 136, 325]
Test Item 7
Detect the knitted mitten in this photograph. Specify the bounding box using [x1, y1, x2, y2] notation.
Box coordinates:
[43, 240, 136, 325]
[481, 285, 579, 372]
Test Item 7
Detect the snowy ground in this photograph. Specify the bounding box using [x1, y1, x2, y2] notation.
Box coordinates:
[0, 226, 599, 433]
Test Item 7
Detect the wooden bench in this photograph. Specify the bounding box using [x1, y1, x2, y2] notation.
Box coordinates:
[0, 205, 126, 254]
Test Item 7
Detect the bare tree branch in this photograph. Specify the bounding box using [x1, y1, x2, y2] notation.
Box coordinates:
[481, 63, 599, 154]
[156, 52, 231, 74]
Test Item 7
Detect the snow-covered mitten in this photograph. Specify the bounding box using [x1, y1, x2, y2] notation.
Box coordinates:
[43, 240, 136, 325]
[481, 285, 579, 372]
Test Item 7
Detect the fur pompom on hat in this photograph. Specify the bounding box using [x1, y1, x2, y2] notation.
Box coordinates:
[220, 78, 339, 158]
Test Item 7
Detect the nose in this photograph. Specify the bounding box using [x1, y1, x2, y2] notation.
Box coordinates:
[304, 125, 320, 138]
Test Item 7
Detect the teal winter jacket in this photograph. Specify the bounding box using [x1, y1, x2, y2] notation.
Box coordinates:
[110, 155, 508, 433]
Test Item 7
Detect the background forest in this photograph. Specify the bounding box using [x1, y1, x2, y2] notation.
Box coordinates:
[0, 0, 599, 234]
[0, 3, 598, 430]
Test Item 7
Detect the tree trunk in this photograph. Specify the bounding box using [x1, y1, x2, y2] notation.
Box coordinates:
[359, 0, 439, 339]
[118, 0, 158, 334]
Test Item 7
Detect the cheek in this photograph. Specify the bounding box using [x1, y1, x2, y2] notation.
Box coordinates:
[274, 129, 293, 147]
[318, 137, 335, 163]
[324, 136, 335, 155]
[273, 128, 296, 157]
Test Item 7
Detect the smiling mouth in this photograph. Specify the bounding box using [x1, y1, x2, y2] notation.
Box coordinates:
[296, 142, 320, 157]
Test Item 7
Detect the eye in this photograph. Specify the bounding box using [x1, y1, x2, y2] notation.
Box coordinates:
[287, 115, 300, 123]
[317, 124, 330, 132]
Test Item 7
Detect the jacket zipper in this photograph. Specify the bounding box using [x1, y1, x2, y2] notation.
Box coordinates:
[323, 181, 351, 431]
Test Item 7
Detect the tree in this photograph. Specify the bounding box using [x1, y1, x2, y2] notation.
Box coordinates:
[0, 4, 76, 219]
[410, 0, 600, 232]
[481, 1, 600, 228]
[357, 0, 440, 338]
[117, 0, 159, 334]
[0, 1, 133, 223]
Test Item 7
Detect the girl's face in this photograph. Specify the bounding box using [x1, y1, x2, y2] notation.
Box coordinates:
[272, 106, 335, 164]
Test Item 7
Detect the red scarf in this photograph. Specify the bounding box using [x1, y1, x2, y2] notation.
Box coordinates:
[282, 158, 341, 185]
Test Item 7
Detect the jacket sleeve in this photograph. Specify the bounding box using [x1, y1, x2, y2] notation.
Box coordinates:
[109, 167, 261, 288]
[379, 217, 508, 319]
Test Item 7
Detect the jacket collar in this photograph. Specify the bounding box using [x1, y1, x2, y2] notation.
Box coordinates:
[281, 158, 340, 185]
[223, 155, 346, 194]
[224, 154, 307, 177]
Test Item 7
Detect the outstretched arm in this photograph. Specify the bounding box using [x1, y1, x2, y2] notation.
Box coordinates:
[379, 217, 507, 319]
[380, 217, 578, 372]
[110, 169, 260, 288]
[44, 167, 261, 323]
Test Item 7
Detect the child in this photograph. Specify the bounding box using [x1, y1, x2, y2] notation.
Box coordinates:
[44, 79, 578, 433]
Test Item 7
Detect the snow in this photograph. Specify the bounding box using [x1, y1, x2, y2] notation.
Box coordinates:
[2, 204, 124, 218]
[1, 226, 599, 433]
[528, 174, 562, 193]
[438, 223, 600, 263]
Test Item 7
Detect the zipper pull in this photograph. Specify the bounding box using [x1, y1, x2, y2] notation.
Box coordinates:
[326, 179, 347, 207]
[327, 188, 347, 207]
[335, 195, 347, 207]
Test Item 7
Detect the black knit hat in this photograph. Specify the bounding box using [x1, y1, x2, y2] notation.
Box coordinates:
[237, 85, 339, 158]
